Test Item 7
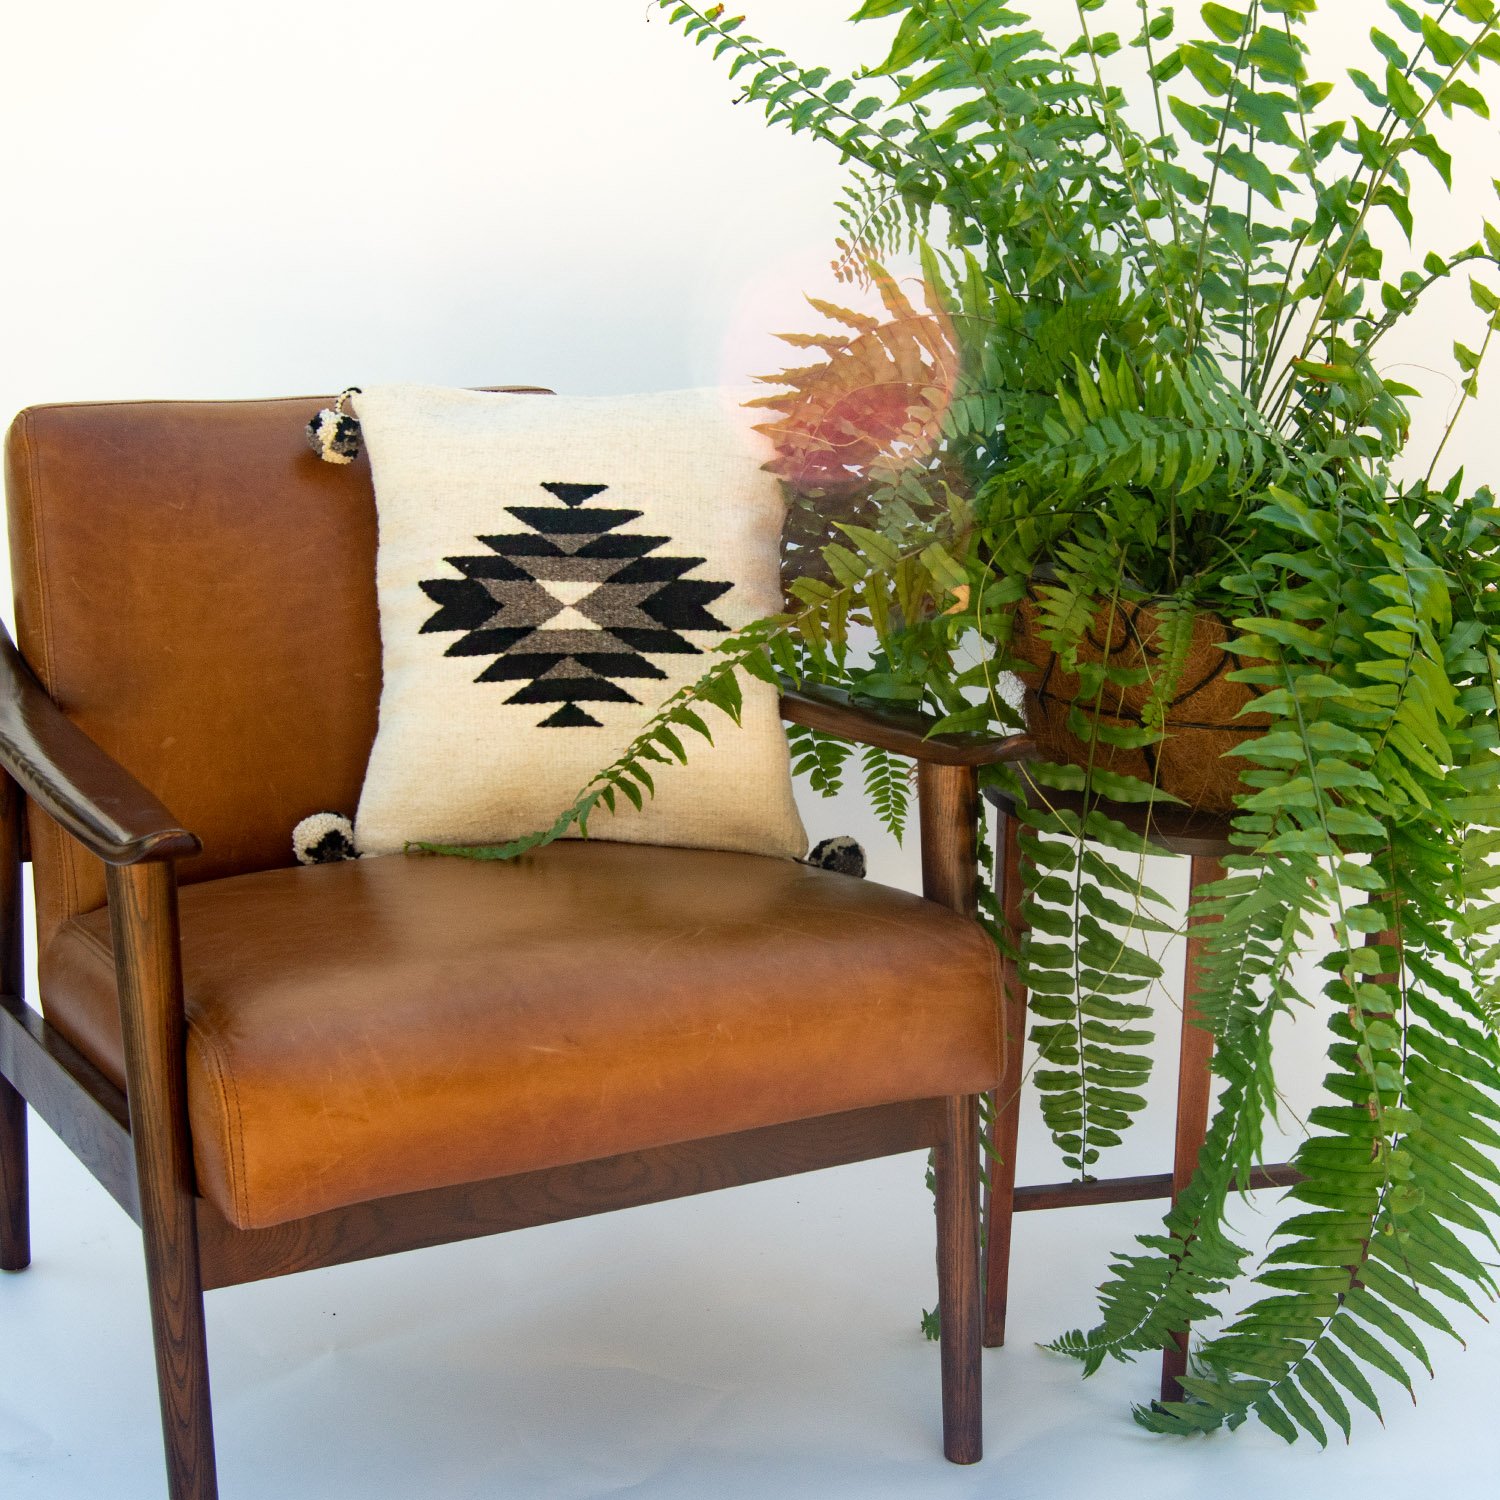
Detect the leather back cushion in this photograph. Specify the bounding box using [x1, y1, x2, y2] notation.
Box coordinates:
[4, 393, 546, 948]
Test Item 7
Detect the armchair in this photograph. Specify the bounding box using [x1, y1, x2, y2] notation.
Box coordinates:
[0, 395, 1031, 1499]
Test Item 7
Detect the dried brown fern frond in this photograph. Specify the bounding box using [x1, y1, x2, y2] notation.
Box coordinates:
[750, 262, 958, 588]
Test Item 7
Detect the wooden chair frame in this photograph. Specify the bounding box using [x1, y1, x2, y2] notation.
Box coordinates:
[0, 630, 1032, 1500]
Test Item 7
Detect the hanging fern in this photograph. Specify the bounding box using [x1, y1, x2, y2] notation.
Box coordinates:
[431, 0, 1500, 1441]
[1015, 778, 1171, 1176]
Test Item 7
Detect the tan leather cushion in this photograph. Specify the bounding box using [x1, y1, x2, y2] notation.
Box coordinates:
[4, 392, 545, 952]
[40, 842, 1002, 1230]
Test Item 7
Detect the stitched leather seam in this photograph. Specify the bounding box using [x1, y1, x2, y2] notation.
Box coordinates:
[70, 921, 112, 967]
[21, 414, 80, 928]
[62, 921, 249, 1224]
[55, 922, 127, 1075]
[193, 1027, 249, 1227]
[20, 414, 57, 701]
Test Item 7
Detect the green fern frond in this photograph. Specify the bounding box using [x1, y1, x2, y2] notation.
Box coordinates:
[788, 723, 855, 799]
[861, 744, 913, 841]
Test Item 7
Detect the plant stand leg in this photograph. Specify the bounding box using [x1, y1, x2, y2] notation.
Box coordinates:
[1160, 853, 1224, 1405]
[983, 808, 1026, 1347]
[936, 1092, 983, 1464]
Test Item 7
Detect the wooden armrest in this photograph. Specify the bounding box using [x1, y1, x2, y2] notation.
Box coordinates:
[779, 684, 1034, 768]
[0, 623, 199, 866]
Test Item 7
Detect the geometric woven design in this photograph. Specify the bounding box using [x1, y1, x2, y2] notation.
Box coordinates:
[351, 384, 806, 861]
[419, 482, 733, 728]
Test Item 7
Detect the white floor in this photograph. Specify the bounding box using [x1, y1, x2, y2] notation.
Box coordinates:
[5, 821, 1498, 1497]
[4, 1105, 1498, 1500]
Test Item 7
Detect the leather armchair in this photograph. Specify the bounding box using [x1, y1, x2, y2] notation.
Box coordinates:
[0, 395, 1031, 1499]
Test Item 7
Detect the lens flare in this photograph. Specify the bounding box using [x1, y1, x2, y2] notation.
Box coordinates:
[723, 249, 958, 497]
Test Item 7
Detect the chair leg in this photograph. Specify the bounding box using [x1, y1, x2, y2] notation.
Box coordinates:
[108, 862, 219, 1500]
[139, 1183, 218, 1500]
[0, 774, 27, 1273]
[936, 1093, 983, 1464]
[1160, 853, 1223, 1405]
[0, 1073, 28, 1271]
[915, 769, 984, 1459]
[982, 809, 1025, 1347]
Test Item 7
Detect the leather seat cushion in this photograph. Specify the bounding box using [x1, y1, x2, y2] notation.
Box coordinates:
[39, 842, 1003, 1230]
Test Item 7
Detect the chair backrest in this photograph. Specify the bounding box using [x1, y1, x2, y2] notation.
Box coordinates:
[4, 391, 546, 949]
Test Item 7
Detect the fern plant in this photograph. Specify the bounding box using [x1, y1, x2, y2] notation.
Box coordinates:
[439, 0, 1500, 1444]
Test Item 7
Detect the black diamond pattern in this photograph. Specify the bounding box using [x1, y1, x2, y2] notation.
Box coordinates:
[419, 482, 733, 728]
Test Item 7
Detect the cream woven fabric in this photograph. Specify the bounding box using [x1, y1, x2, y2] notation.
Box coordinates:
[353, 385, 807, 860]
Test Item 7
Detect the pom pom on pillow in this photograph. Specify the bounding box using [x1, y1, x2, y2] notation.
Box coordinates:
[804, 836, 867, 879]
[293, 812, 359, 865]
[306, 388, 363, 464]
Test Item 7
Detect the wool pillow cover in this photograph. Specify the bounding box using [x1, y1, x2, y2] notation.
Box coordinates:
[352, 385, 807, 861]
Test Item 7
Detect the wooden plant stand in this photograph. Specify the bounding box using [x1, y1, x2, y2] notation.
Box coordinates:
[979, 782, 1299, 1403]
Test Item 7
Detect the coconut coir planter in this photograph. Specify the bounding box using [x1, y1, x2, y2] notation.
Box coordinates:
[1008, 597, 1269, 816]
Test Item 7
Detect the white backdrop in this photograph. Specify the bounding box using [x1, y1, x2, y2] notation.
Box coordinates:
[2, 4, 1498, 1497]
[2, 2, 1493, 456]
[5, 0, 1494, 878]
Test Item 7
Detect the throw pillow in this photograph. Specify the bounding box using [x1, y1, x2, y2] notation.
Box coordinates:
[352, 384, 807, 861]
